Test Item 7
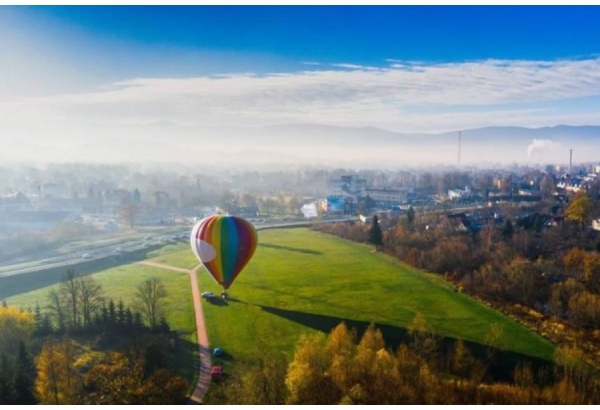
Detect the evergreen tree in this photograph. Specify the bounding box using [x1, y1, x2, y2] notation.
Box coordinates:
[407, 206, 415, 226]
[368, 215, 384, 249]
[157, 316, 170, 333]
[133, 312, 144, 331]
[116, 299, 126, 328]
[33, 303, 43, 336]
[108, 299, 117, 329]
[532, 213, 544, 232]
[125, 307, 134, 330]
[13, 341, 36, 404]
[502, 218, 514, 239]
[101, 303, 109, 327]
[0, 353, 15, 404]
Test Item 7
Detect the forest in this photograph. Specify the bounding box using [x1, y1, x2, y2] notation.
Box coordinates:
[0, 271, 188, 405]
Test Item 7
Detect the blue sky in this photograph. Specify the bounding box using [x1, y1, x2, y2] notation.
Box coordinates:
[8, 6, 600, 73]
[2, 5, 600, 164]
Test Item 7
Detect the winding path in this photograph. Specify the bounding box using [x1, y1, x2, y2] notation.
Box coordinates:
[137, 261, 211, 404]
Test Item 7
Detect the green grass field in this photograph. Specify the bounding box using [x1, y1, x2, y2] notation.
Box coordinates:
[196, 228, 555, 367]
[5, 227, 556, 398]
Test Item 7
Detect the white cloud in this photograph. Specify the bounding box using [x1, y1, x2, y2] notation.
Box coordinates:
[2, 57, 600, 135]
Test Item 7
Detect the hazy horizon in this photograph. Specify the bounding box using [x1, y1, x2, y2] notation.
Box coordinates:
[2, 6, 600, 167]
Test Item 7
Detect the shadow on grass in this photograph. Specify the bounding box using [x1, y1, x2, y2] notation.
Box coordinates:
[226, 296, 246, 305]
[258, 242, 323, 255]
[207, 297, 229, 307]
[173, 333, 201, 395]
[257, 304, 553, 383]
[213, 349, 234, 362]
[0, 246, 163, 300]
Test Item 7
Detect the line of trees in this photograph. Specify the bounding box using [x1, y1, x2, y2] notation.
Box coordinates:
[35, 336, 188, 404]
[210, 321, 600, 404]
[38, 270, 169, 335]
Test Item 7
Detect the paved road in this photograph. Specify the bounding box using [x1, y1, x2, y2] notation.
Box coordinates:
[0, 218, 356, 278]
[137, 260, 212, 404]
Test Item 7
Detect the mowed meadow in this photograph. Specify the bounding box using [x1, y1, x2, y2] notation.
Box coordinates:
[171, 228, 554, 364]
[4, 227, 555, 393]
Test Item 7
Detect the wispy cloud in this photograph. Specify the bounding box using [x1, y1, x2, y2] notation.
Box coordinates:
[2, 58, 600, 135]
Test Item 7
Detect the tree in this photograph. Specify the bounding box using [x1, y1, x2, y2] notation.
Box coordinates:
[502, 218, 514, 240]
[78, 276, 103, 328]
[220, 353, 288, 404]
[405, 206, 415, 226]
[0, 305, 34, 356]
[82, 351, 188, 404]
[134, 278, 168, 328]
[132, 188, 142, 204]
[566, 193, 593, 231]
[540, 174, 556, 201]
[0, 353, 15, 404]
[118, 203, 141, 229]
[368, 215, 384, 249]
[46, 289, 67, 332]
[35, 338, 79, 404]
[285, 333, 339, 404]
[12, 341, 36, 404]
[60, 269, 81, 329]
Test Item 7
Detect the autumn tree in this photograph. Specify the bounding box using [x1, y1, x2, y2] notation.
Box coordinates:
[566, 193, 593, 231]
[0, 305, 34, 356]
[35, 338, 79, 404]
[408, 313, 439, 364]
[219, 353, 288, 404]
[285, 333, 339, 404]
[82, 351, 188, 404]
[135, 278, 168, 328]
[326, 323, 357, 391]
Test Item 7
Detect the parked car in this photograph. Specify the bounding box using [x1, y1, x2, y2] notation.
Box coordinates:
[211, 366, 223, 382]
[201, 291, 215, 299]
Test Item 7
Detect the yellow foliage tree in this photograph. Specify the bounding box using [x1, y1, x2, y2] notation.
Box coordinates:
[0, 305, 34, 356]
[285, 333, 340, 404]
[566, 193, 593, 230]
[34, 338, 79, 404]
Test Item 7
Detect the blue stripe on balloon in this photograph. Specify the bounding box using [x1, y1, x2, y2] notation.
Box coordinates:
[221, 216, 239, 287]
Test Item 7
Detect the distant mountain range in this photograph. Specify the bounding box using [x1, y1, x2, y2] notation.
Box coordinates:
[5, 122, 600, 168]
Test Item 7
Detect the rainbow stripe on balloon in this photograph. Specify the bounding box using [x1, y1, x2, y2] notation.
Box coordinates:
[190, 215, 258, 290]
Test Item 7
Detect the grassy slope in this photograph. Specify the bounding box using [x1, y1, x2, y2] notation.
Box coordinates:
[5, 227, 556, 396]
[197, 228, 554, 364]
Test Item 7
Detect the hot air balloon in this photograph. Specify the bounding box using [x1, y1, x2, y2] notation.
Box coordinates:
[190, 215, 257, 299]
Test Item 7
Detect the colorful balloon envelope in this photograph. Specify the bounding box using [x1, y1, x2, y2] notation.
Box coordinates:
[190, 215, 258, 290]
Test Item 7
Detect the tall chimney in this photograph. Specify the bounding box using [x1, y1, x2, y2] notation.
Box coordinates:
[569, 149, 573, 174]
[458, 131, 462, 168]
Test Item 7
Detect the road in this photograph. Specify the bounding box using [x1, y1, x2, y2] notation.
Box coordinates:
[137, 261, 212, 404]
[0, 217, 355, 278]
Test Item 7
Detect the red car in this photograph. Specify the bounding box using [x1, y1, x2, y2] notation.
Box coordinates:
[211, 365, 223, 382]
